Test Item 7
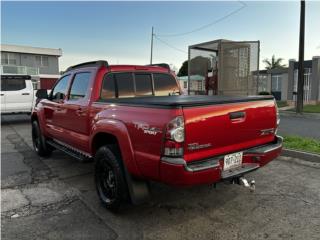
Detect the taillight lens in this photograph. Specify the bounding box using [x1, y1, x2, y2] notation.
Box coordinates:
[163, 116, 185, 157]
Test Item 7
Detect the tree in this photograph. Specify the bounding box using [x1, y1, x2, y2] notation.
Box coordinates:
[263, 55, 286, 70]
[177, 60, 188, 76]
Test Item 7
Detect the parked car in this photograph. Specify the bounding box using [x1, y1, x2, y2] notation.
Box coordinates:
[1, 75, 36, 114]
[31, 60, 282, 210]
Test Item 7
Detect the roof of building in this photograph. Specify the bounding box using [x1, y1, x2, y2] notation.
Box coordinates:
[293, 60, 312, 69]
[1, 44, 62, 56]
[268, 68, 288, 74]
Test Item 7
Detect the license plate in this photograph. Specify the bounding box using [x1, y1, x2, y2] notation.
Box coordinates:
[223, 152, 243, 171]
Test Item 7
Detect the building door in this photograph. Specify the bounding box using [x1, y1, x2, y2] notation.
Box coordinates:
[293, 68, 312, 102]
[271, 74, 282, 100]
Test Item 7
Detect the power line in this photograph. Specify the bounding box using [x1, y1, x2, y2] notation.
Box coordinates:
[156, 1, 247, 38]
[154, 35, 188, 54]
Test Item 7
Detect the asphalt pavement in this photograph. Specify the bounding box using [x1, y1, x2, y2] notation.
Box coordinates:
[278, 113, 320, 139]
[1, 114, 320, 240]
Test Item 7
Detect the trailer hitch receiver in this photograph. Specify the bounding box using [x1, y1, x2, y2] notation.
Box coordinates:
[239, 177, 255, 192]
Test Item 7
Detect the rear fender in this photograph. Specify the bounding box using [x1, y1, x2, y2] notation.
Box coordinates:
[90, 119, 141, 177]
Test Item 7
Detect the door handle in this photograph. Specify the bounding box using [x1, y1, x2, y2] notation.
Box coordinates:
[0, 94, 4, 96]
[56, 105, 63, 111]
[229, 111, 246, 122]
[22, 93, 30, 95]
[76, 107, 86, 116]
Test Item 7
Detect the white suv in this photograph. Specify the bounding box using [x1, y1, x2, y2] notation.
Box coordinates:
[1, 75, 36, 114]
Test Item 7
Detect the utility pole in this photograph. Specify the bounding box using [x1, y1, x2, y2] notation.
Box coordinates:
[150, 26, 154, 64]
[296, 0, 305, 113]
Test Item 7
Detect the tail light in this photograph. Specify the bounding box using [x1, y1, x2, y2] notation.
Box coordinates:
[163, 116, 185, 157]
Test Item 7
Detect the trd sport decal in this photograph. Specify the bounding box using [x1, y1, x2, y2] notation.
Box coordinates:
[133, 122, 162, 136]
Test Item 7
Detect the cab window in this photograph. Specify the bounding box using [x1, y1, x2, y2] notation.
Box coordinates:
[2, 79, 26, 91]
[101, 74, 116, 99]
[115, 73, 135, 98]
[153, 73, 179, 96]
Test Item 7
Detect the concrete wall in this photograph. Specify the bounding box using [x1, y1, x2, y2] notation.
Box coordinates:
[287, 60, 295, 100]
[281, 73, 288, 101]
[2, 51, 60, 75]
[311, 56, 320, 101]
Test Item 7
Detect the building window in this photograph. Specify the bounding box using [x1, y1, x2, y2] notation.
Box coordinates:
[197, 80, 203, 91]
[183, 81, 187, 89]
[1, 52, 17, 65]
[271, 74, 282, 92]
[35, 55, 49, 67]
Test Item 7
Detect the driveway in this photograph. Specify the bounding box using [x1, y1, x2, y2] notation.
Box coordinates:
[1, 115, 320, 240]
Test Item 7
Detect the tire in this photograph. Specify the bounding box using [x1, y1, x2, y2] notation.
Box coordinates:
[94, 145, 129, 211]
[32, 121, 52, 157]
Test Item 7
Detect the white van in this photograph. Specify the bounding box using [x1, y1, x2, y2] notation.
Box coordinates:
[1, 75, 36, 114]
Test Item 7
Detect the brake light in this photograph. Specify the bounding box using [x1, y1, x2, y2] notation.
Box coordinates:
[163, 116, 185, 157]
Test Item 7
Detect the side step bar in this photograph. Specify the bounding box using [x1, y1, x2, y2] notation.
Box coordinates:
[47, 140, 92, 162]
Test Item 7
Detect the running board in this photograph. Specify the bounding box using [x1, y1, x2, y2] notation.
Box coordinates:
[47, 140, 93, 162]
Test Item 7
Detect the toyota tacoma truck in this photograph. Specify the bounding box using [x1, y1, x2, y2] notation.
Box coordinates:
[31, 60, 282, 210]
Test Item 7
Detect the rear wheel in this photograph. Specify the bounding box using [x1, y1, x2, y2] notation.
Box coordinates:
[94, 145, 128, 211]
[32, 121, 52, 157]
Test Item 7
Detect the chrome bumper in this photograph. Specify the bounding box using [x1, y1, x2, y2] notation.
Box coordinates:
[161, 136, 283, 172]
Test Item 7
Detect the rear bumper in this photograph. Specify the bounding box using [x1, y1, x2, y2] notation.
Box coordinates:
[160, 136, 283, 186]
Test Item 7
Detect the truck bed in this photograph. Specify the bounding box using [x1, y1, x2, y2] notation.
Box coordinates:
[98, 95, 274, 108]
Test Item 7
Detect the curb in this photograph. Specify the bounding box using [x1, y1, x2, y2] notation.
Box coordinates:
[281, 148, 320, 163]
[279, 111, 320, 120]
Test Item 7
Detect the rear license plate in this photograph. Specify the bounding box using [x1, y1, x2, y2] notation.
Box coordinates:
[223, 152, 243, 171]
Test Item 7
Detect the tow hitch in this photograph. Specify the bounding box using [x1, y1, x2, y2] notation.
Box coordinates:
[238, 177, 255, 192]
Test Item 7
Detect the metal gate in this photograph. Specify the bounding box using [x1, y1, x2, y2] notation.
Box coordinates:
[293, 68, 312, 102]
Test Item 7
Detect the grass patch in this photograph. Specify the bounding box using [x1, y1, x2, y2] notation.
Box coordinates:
[284, 135, 320, 154]
[276, 101, 288, 108]
[286, 104, 320, 113]
[302, 104, 320, 113]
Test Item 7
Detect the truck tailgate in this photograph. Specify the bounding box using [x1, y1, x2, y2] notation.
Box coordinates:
[183, 99, 277, 162]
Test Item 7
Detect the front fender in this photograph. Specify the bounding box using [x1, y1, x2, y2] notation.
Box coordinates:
[90, 119, 141, 177]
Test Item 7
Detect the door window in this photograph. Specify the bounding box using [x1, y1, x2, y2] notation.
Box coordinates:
[51, 75, 71, 101]
[2, 79, 26, 91]
[69, 72, 91, 100]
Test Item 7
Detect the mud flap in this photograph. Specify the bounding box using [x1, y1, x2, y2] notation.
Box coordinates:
[123, 167, 150, 205]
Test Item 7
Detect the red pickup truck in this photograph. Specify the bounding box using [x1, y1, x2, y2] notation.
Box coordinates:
[32, 60, 282, 210]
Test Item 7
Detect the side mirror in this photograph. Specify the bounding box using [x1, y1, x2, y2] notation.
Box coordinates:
[55, 92, 65, 100]
[36, 89, 48, 99]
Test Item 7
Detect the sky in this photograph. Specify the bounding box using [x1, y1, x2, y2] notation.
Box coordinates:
[1, 1, 320, 72]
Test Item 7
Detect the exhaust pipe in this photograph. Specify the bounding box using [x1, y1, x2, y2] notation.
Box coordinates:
[239, 177, 255, 192]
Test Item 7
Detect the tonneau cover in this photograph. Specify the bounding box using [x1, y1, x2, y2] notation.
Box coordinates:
[99, 95, 274, 107]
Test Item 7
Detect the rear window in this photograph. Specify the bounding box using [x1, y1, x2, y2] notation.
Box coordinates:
[2, 79, 26, 91]
[116, 73, 135, 98]
[100, 72, 179, 100]
[153, 73, 178, 96]
[135, 74, 153, 96]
